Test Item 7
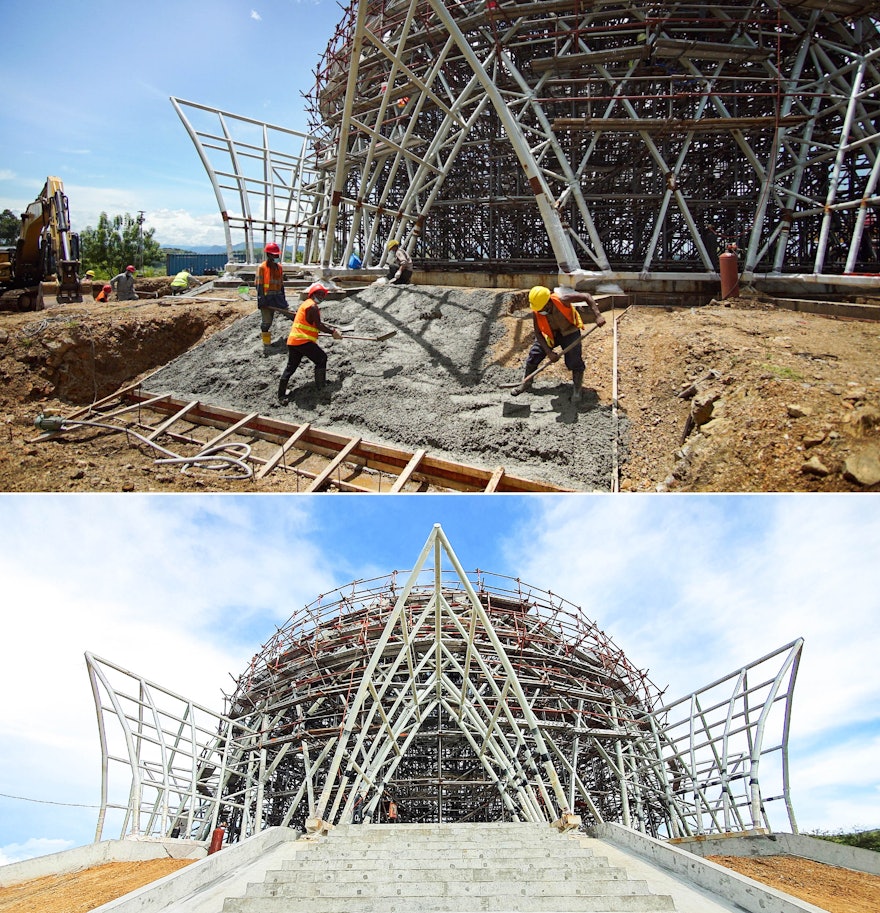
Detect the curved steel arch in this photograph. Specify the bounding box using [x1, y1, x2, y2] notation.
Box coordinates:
[175, 2, 880, 289]
[86, 525, 803, 844]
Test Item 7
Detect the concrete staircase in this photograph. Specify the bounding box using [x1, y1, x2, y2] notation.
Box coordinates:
[221, 822, 677, 913]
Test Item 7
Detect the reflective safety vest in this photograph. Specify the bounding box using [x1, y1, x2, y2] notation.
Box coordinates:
[535, 294, 583, 347]
[257, 259, 284, 294]
[287, 299, 320, 346]
[170, 270, 191, 288]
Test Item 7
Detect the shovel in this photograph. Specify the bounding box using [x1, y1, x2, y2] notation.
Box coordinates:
[499, 322, 602, 389]
[324, 330, 397, 342]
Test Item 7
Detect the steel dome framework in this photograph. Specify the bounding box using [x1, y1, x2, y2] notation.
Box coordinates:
[173, 1, 880, 285]
[86, 525, 803, 846]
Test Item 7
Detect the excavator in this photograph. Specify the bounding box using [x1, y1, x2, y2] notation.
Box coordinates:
[0, 176, 81, 310]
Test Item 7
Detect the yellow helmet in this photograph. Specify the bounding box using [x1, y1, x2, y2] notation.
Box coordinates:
[529, 286, 551, 311]
[387, 239, 400, 249]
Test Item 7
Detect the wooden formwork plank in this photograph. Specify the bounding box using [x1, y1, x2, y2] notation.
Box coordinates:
[204, 411, 260, 450]
[485, 466, 506, 493]
[306, 436, 362, 492]
[390, 449, 426, 493]
[117, 390, 571, 492]
[147, 400, 200, 441]
[257, 423, 313, 480]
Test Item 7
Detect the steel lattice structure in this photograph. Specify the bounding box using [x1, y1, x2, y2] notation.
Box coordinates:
[173, 1, 880, 287]
[86, 525, 803, 845]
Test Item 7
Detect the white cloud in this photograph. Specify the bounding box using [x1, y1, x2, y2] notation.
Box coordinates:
[512, 496, 880, 832]
[0, 497, 339, 847]
[143, 208, 227, 248]
[0, 170, 16, 182]
[0, 838, 75, 866]
[251, 9, 262, 20]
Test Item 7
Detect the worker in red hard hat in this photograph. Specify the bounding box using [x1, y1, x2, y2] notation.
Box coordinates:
[277, 282, 343, 403]
[109, 265, 137, 301]
[95, 283, 113, 303]
[511, 285, 605, 403]
[255, 242, 288, 346]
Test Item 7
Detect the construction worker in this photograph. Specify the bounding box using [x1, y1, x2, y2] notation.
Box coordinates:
[511, 286, 605, 402]
[277, 282, 342, 403]
[110, 265, 137, 301]
[95, 283, 112, 303]
[385, 239, 413, 285]
[170, 269, 197, 295]
[81, 269, 96, 298]
[256, 242, 287, 345]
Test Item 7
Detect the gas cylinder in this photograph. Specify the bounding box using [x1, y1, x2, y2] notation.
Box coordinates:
[208, 827, 225, 855]
[720, 249, 740, 298]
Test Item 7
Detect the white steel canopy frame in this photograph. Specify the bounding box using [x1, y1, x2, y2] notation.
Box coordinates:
[176, 3, 880, 286]
[86, 525, 804, 844]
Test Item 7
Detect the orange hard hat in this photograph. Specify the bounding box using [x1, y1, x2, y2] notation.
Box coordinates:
[306, 282, 330, 298]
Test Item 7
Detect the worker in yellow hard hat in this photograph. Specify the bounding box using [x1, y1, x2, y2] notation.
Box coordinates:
[385, 238, 413, 285]
[81, 270, 96, 299]
[511, 285, 605, 402]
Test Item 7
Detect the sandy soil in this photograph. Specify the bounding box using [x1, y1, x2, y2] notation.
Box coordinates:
[1, 282, 878, 492]
[1, 853, 877, 912]
[0, 858, 194, 913]
[708, 854, 880, 913]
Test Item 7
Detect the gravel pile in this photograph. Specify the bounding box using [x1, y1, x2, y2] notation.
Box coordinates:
[147, 284, 624, 490]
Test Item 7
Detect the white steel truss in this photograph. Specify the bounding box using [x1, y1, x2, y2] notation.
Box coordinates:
[174, 3, 880, 285]
[86, 524, 804, 843]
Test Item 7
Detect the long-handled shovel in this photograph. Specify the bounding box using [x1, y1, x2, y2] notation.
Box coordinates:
[324, 330, 397, 342]
[499, 322, 602, 390]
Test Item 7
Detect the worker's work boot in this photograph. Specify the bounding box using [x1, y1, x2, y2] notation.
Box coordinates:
[571, 370, 584, 403]
[315, 365, 327, 391]
[510, 377, 533, 398]
[261, 331, 271, 346]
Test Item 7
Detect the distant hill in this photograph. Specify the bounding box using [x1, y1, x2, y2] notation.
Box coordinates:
[161, 245, 237, 255]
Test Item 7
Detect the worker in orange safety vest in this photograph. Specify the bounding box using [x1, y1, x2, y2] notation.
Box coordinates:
[511, 285, 605, 403]
[256, 242, 288, 345]
[277, 282, 342, 403]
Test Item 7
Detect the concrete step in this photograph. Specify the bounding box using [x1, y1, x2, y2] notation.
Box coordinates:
[221, 824, 677, 913]
[235, 878, 657, 898]
[271, 860, 627, 878]
[223, 896, 675, 913]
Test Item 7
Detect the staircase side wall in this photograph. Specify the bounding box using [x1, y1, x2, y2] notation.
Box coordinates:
[671, 832, 880, 877]
[588, 823, 828, 913]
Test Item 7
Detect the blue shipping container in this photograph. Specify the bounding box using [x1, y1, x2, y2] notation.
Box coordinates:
[165, 253, 230, 276]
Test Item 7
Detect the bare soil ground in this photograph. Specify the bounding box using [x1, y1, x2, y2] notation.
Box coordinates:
[0, 858, 194, 913]
[1, 281, 878, 492]
[1, 854, 877, 913]
[708, 853, 880, 913]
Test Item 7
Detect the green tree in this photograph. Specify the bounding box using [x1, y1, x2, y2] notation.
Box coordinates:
[0, 208, 20, 245]
[79, 212, 163, 274]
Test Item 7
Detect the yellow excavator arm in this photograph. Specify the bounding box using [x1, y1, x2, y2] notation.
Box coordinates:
[1, 176, 81, 310]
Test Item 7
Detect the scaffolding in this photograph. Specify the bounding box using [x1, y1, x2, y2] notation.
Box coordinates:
[87, 524, 803, 845]
[174, 2, 880, 286]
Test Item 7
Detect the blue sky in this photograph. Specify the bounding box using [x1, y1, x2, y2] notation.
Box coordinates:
[0, 494, 878, 864]
[0, 0, 341, 247]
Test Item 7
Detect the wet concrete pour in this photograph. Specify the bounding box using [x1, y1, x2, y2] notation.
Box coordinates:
[147, 284, 624, 491]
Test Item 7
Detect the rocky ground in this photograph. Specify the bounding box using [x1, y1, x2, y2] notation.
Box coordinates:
[0, 279, 878, 492]
[0, 854, 877, 913]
